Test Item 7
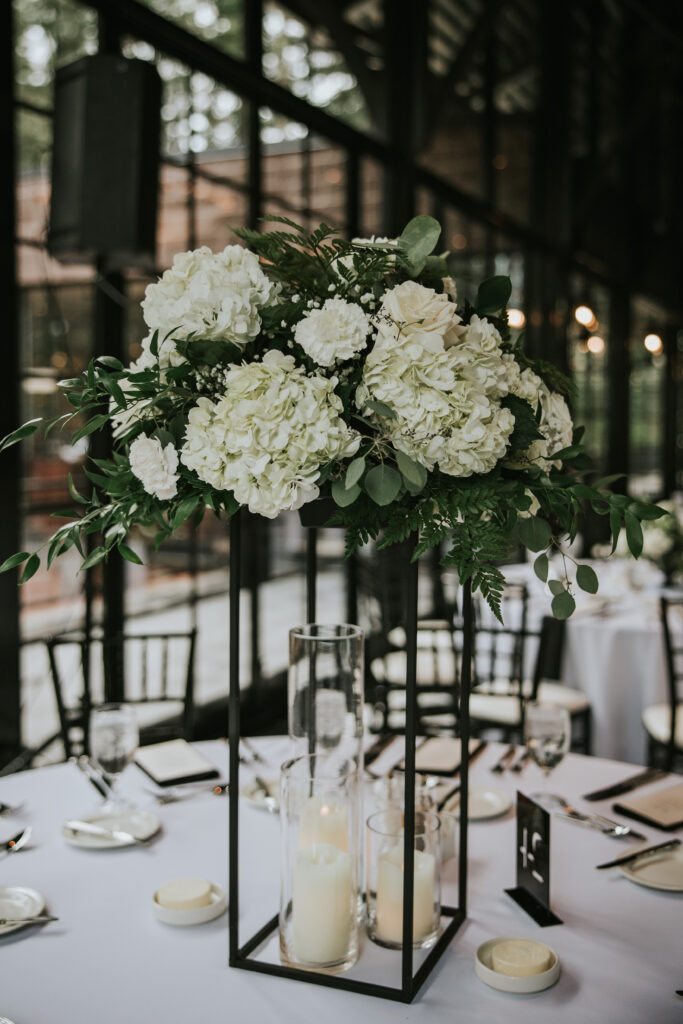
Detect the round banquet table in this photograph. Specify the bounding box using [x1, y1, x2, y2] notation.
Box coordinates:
[499, 560, 679, 765]
[0, 739, 681, 1024]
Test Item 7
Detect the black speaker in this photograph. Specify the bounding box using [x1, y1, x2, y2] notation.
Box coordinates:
[48, 54, 161, 270]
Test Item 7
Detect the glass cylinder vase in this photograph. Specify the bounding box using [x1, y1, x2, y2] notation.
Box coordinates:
[288, 624, 364, 764]
[366, 808, 441, 950]
[280, 754, 360, 974]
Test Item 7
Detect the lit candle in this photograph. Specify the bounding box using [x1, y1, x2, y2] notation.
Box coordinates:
[375, 846, 436, 945]
[292, 842, 353, 964]
[299, 796, 349, 851]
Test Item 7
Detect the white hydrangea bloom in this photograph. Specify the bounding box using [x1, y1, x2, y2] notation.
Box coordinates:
[377, 281, 463, 350]
[129, 436, 179, 501]
[142, 245, 277, 360]
[445, 314, 510, 397]
[356, 328, 514, 478]
[180, 350, 360, 518]
[294, 298, 370, 367]
[506, 363, 573, 470]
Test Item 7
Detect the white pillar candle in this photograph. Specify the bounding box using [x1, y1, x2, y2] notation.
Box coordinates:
[299, 796, 349, 851]
[292, 842, 353, 964]
[375, 846, 436, 945]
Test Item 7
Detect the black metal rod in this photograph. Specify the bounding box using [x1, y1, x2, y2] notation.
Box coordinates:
[458, 579, 472, 914]
[231, 957, 411, 1003]
[306, 528, 317, 623]
[410, 909, 465, 998]
[228, 511, 242, 963]
[401, 545, 419, 995]
[238, 913, 279, 959]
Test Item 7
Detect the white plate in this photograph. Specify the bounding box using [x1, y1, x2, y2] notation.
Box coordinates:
[62, 809, 161, 848]
[475, 937, 560, 993]
[448, 785, 512, 820]
[0, 886, 46, 937]
[619, 847, 683, 891]
[152, 883, 227, 927]
[240, 778, 280, 811]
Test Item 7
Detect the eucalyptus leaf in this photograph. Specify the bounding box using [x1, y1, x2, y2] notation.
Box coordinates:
[476, 276, 512, 314]
[398, 216, 441, 271]
[518, 515, 552, 552]
[548, 579, 565, 596]
[395, 450, 428, 490]
[576, 564, 599, 594]
[332, 479, 361, 507]
[533, 553, 549, 582]
[551, 591, 576, 620]
[365, 399, 397, 420]
[364, 464, 402, 506]
[345, 456, 365, 489]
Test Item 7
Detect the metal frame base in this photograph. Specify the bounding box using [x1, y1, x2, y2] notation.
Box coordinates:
[229, 906, 466, 1003]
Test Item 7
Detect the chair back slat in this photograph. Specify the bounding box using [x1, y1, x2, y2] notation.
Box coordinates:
[660, 596, 683, 768]
[44, 629, 198, 759]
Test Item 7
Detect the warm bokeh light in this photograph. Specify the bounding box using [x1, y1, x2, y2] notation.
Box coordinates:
[452, 233, 467, 250]
[586, 335, 605, 354]
[644, 333, 663, 354]
[574, 304, 595, 327]
[507, 308, 526, 329]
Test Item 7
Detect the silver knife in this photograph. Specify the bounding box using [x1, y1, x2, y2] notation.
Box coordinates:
[0, 916, 59, 926]
[64, 819, 150, 845]
[596, 838, 681, 869]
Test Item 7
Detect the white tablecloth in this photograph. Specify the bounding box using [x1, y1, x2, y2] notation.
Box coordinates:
[1, 739, 681, 1023]
[502, 561, 674, 764]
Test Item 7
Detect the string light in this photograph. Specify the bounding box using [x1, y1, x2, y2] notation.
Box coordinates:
[586, 335, 605, 354]
[507, 308, 526, 329]
[644, 333, 663, 355]
[574, 305, 596, 327]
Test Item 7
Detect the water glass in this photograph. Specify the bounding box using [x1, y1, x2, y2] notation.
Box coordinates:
[89, 703, 139, 806]
[524, 702, 570, 788]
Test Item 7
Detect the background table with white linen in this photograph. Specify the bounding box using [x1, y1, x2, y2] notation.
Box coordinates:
[501, 559, 677, 764]
[0, 738, 681, 1023]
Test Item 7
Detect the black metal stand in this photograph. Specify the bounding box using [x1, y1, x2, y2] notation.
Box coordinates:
[228, 513, 471, 1003]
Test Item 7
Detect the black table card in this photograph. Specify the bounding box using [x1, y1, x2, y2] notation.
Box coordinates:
[505, 791, 562, 927]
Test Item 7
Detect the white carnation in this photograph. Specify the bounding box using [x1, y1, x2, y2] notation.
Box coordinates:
[377, 281, 463, 351]
[142, 244, 277, 361]
[180, 350, 360, 518]
[357, 328, 514, 478]
[129, 436, 179, 501]
[294, 298, 370, 367]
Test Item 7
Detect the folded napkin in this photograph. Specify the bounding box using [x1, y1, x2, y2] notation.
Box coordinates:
[613, 781, 683, 832]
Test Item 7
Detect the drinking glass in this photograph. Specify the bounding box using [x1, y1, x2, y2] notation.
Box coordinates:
[89, 703, 139, 808]
[524, 702, 570, 795]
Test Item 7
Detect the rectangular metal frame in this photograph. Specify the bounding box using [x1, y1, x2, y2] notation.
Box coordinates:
[227, 512, 472, 1003]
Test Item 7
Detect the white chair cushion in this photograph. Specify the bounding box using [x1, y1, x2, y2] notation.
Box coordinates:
[536, 681, 590, 713]
[371, 649, 458, 687]
[642, 703, 683, 749]
[470, 680, 589, 726]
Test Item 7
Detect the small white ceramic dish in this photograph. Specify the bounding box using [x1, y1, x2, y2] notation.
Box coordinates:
[62, 808, 161, 848]
[619, 847, 683, 891]
[240, 778, 280, 811]
[153, 883, 227, 926]
[475, 937, 560, 993]
[0, 886, 46, 937]
[449, 785, 512, 820]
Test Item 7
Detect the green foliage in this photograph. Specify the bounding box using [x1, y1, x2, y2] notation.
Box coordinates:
[476, 276, 512, 315]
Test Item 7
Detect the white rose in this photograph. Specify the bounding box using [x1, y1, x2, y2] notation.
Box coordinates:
[129, 436, 179, 501]
[378, 281, 462, 350]
[294, 298, 370, 367]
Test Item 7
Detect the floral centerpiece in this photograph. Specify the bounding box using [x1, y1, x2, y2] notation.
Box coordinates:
[0, 216, 664, 619]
